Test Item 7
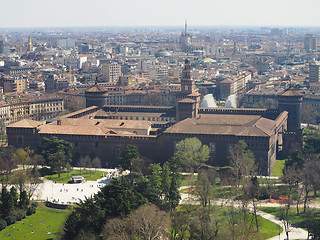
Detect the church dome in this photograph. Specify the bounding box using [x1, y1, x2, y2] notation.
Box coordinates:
[155, 50, 171, 58]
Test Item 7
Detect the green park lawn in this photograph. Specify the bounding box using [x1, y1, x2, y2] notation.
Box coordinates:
[258, 207, 320, 231]
[43, 169, 106, 183]
[272, 159, 286, 177]
[177, 205, 281, 239]
[0, 204, 70, 240]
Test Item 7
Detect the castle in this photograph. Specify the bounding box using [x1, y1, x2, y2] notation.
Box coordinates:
[7, 60, 303, 175]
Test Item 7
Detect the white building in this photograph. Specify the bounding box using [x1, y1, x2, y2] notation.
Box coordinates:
[102, 62, 122, 83]
[58, 39, 76, 49]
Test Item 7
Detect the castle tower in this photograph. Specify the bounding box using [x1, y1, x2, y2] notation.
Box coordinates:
[181, 59, 194, 95]
[85, 83, 108, 108]
[27, 37, 33, 52]
[176, 59, 200, 121]
[278, 89, 303, 131]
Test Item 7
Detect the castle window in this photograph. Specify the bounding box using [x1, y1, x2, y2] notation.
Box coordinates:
[210, 143, 216, 153]
[17, 136, 23, 145]
[116, 149, 121, 155]
[227, 144, 233, 153]
[95, 142, 99, 148]
[75, 141, 79, 147]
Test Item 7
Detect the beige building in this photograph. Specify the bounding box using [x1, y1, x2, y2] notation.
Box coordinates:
[0, 105, 10, 125]
[102, 62, 122, 83]
[3, 78, 27, 93]
[148, 63, 169, 81]
[28, 96, 64, 121]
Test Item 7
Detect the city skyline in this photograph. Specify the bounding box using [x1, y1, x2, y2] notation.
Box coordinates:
[1, 0, 320, 28]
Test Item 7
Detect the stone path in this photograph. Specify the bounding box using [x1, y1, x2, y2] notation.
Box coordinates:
[180, 189, 310, 240]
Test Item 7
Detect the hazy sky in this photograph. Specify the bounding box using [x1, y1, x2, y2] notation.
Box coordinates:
[1, 0, 320, 28]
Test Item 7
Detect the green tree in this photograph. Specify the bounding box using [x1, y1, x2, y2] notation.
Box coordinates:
[195, 171, 214, 209]
[19, 190, 29, 209]
[146, 163, 162, 199]
[161, 162, 171, 201]
[14, 148, 32, 169]
[48, 152, 70, 178]
[118, 145, 140, 171]
[168, 174, 181, 209]
[285, 150, 305, 170]
[40, 136, 73, 162]
[174, 137, 210, 172]
[1, 186, 14, 218]
[40, 137, 73, 176]
[303, 137, 320, 154]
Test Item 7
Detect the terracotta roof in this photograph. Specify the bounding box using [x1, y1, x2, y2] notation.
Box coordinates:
[178, 98, 196, 103]
[56, 118, 151, 130]
[38, 124, 109, 136]
[164, 114, 275, 137]
[85, 84, 107, 93]
[7, 119, 43, 128]
[279, 89, 303, 97]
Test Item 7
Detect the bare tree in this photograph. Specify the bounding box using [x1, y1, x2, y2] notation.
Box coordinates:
[92, 157, 101, 172]
[229, 140, 256, 194]
[104, 204, 171, 240]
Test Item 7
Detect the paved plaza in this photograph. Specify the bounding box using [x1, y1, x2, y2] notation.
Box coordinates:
[32, 168, 123, 205]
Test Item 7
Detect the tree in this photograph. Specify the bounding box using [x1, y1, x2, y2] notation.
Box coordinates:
[118, 145, 140, 171]
[0, 146, 17, 185]
[92, 157, 101, 172]
[146, 163, 162, 200]
[1, 186, 14, 218]
[48, 152, 70, 178]
[161, 162, 171, 201]
[40, 136, 73, 168]
[285, 150, 305, 170]
[11, 170, 29, 202]
[195, 170, 214, 209]
[301, 105, 318, 125]
[229, 140, 256, 194]
[104, 204, 171, 240]
[304, 137, 320, 155]
[174, 138, 210, 172]
[14, 148, 32, 169]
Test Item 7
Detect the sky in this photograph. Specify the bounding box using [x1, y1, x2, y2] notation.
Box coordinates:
[1, 0, 320, 28]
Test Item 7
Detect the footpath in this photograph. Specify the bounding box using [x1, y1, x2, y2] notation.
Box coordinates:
[180, 188, 310, 240]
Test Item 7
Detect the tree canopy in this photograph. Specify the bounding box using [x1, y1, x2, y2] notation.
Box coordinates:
[39, 137, 73, 176]
[118, 145, 140, 170]
[174, 137, 210, 172]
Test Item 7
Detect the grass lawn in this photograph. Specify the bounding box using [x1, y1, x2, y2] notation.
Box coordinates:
[180, 174, 197, 187]
[257, 178, 281, 185]
[177, 205, 280, 239]
[0, 204, 71, 240]
[258, 206, 320, 231]
[43, 169, 106, 183]
[272, 159, 286, 177]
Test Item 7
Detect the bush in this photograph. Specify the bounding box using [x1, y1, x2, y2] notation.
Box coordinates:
[38, 167, 52, 177]
[14, 209, 26, 221]
[0, 219, 7, 231]
[31, 202, 39, 208]
[5, 215, 16, 226]
[26, 206, 36, 216]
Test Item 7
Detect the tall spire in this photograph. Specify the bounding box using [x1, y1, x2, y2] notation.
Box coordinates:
[185, 20, 188, 35]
